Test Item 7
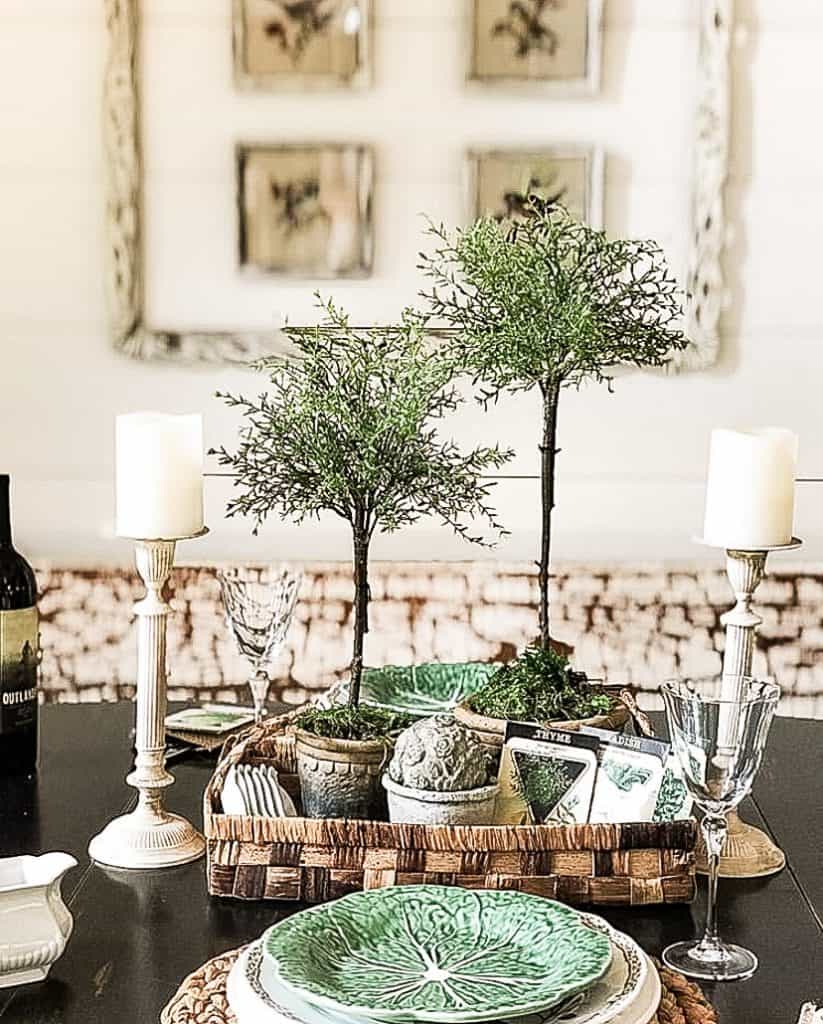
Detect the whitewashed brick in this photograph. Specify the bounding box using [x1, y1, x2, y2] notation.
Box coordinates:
[666, 574, 707, 603]
[757, 580, 795, 605]
[25, 561, 823, 718]
[471, 604, 535, 643]
[606, 575, 661, 602]
[705, 575, 735, 605]
[660, 608, 691, 639]
[481, 576, 536, 605]
[796, 578, 823, 604]
[798, 627, 823, 648]
[766, 644, 799, 671]
[688, 606, 717, 628]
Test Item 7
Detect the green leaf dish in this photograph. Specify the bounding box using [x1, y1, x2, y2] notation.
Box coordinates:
[360, 663, 498, 717]
[262, 885, 612, 1022]
[234, 913, 646, 1024]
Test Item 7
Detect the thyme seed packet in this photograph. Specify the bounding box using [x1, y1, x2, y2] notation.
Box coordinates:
[496, 722, 600, 826]
[581, 727, 670, 823]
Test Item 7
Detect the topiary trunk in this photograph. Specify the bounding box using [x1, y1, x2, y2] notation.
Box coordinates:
[349, 508, 370, 708]
[538, 377, 560, 650]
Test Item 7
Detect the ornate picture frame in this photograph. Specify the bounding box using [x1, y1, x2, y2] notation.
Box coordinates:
[232, 0, 372, 92]
[468, 0, 603, 94]
[236, 143, 374, 279]
[466, 145, 604, 229]
[103, 0, 731, 370]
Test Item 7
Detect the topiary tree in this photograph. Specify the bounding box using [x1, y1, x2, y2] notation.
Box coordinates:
[420, 198, 689, 652]
[212, 295, 512, 717]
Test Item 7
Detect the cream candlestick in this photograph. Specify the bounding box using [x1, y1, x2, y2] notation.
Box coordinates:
[88, 529, 207, 869]
[694, 537, 800, 878]
[697, 424, 799, 876]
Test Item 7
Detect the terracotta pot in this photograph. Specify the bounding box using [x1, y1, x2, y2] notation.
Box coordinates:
[383, 775, 499, 826]
[453, 698, 630, 752]
[294, 729, 391, 820]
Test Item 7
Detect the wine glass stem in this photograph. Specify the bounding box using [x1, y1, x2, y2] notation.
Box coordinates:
[700, 812, 728, 953]
[249, 670, 269, 723]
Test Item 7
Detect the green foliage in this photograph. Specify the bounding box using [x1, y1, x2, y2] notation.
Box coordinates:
[212, 295, 511, 544]
[513, 754, 574, 818]
[213, 294, 513, 708]
[295, 704, 413, 741]
[468, 644, 613, 723]
[420, 198, 688, 396]
[419, 198, 689, 647]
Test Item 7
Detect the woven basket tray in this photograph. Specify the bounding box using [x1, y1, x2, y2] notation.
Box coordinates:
[204, 695, 697, 907]
[161, 948, 719, 1024]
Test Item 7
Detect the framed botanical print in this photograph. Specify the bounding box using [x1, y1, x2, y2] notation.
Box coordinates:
[233, 0, 371, 89]
[237, 144, 373, 277]
[468, 146, 603, 227]
[469, 0, 603, 93]
[104, 0, 732, 371]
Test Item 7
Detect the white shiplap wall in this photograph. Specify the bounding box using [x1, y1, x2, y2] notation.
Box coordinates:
[1, 0, 822, 566]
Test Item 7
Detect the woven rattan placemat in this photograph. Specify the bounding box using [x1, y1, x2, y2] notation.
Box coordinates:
[160, 946, 718, 1024]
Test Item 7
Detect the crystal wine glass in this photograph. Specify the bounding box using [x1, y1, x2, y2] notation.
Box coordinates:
[217, 565, 302, 722]
[661, 676, 780, 981]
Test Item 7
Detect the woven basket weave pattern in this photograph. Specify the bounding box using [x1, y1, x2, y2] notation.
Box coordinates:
[204, 709, 697, 906]
[160, 949, 719, 1024]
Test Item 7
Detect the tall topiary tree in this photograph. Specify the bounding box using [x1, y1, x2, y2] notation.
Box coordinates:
[212, 296, 512, 716]
[420, 198, 689, 651]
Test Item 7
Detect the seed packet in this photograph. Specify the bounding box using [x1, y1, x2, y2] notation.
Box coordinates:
[652, 754, 694, 822]
[164, 704, 256, 735]
[581, 727, 670, 824]
[496, 722, 600, 826]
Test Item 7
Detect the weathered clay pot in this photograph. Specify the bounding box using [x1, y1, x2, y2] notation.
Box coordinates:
[453, 698, 630, 752]
[294, 729, 390, 820]
[383, 775, 499, 825]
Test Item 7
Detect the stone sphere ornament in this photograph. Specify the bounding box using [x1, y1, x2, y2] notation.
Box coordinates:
[387, 714, 492, 793]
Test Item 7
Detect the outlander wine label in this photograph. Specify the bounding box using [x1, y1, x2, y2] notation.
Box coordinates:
[1, 608, 38, 728]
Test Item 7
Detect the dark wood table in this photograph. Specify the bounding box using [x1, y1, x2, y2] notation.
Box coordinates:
[1, 704, 821, 1023]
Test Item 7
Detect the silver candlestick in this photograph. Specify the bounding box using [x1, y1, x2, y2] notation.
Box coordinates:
[88, 529, 208, 869]
[695, 536, 801, 878]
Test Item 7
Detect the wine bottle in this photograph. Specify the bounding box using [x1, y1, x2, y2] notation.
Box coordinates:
[0, 475, 39, 776]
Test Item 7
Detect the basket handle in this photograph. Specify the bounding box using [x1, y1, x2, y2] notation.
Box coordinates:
[618, 688, 655, 738]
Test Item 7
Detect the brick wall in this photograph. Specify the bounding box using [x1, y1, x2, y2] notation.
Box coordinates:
[35, 562, 823, 718]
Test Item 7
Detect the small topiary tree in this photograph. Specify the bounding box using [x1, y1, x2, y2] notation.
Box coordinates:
[420, 198, 689, 653]
[212, 296, 512, 732]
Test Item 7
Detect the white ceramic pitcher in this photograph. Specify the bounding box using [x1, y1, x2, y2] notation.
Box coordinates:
[0, 852, 77, 988]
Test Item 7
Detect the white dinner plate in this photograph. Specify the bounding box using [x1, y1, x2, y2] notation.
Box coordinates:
[227, 915, 655, 1024]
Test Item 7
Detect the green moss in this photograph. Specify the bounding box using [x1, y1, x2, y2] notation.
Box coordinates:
[295, 704, 414, 741]
[467, 645, 613, 723]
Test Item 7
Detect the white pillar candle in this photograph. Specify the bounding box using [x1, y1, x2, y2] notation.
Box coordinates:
[116, 413, 204, 539]
[703, 428, 798, 549]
